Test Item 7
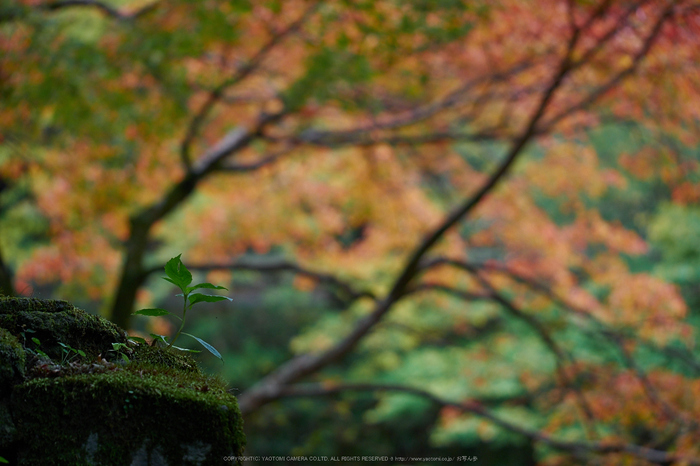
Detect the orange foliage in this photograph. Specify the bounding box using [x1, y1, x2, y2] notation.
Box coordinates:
[3, 0, 700, 463]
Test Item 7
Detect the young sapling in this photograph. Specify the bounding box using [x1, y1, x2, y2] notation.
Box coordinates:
[133, 254, 231, 362]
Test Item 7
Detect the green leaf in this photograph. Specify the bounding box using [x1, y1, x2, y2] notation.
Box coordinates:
[133, 308, 173, 317]
[182, 332, 223, 362]
[172, 345, 202, 353]
[31, 337, 41, 346]
[0, 456, 8, 464]
[150, 334, 169, 346]
[164, 254, 192, 290]
[77, 349, 86, 357]
[185, 282, 228, 293]
[162, 277, 181, 288]
[188, 293, 232, 307]
[127, 336, 147, 345]
[121, 353, 130, 363]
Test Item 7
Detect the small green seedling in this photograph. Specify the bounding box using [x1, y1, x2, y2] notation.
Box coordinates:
[58, 342, 86, 365]
[21, 329, 84, 364]
[29, 336, 49, 359]
[133, 254, 231, 362]
[110, 342, 131, 363]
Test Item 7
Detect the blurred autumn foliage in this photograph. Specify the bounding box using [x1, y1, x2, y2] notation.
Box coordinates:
[3, 0, 700, 463]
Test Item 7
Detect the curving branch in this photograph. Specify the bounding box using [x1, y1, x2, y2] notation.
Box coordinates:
[404, 282, 491, 301]
[276, 382, 700, 465]
[273, 129, 505, 149]
[237, 21, 587, 416]
[143, 257, 376, 304]
[109, 111, 284, 329]
[0, 0, 157, 23]
[413, 275, 597, 431]
[179, 2, 320, 170]
[44, 0, 158, 20]
[422, 256, 700, 374]
[421, 256, 700, 433]
[278, 382, 545, 408]
[283, 0, 644, 151]
[541, 2, 676, 131]
[217, 143, 301, 173]
[293, 61, 535, 148]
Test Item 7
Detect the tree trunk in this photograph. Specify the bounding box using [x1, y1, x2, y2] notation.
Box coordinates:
[108, 174, 200, 328]
[109, 218, 151, 329]
[0, 245, 15, 296]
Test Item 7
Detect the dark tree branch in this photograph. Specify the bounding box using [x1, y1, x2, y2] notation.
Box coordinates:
[412, 269, 597, 431]
[279, 382, 545, 408]
[1, 0, 157, 24]
[464, 267, 598, 431]
[423, 256, 700, 375]
[180, 3, 319, 170]
[43, 0, 158, 20]
[404, 283, 491, 301]
[237, 24, 584, 416]
[605, 330, 699, 434]
[379, 20, 581, 307]
[294, 61, 535, 148]
[110, 111, 283, 329]
[144, 257, 376, 303]
[0, 178, 15, 297]
[283, 129, 504, 149]
[0, 244, 15, 297]
[542, 2, 675, 131]
[217, 143, 300, 172]
[276, 382, 699, 465]
[569, 0, 650, 73]
[422, 256, 700, 433]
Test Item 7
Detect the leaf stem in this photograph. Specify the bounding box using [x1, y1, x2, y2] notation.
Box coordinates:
[168, 292, 188, 348]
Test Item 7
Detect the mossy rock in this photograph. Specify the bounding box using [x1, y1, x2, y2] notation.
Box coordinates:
[0, 297, 126, 362]
[0, 329, 24, 396]
[0, 297, 245, 465]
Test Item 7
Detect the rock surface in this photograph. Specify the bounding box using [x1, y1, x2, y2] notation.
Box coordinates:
[0, 297, 245, 465]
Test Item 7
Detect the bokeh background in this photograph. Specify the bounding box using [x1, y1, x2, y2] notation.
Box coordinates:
[2, 1, 700, 464]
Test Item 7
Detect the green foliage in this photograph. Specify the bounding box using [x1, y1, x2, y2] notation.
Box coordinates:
[648, 202, 700, 315]
[283, 47, 374, 111]
[649, 203, 700, 276]
[134, 255, 231, 362]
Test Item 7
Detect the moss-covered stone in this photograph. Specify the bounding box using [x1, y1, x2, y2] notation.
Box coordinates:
[0, 328, 24, 396]
[0, 297, 245, 465]
[0, 297, 126, 361]
[131, 344, 202, 375]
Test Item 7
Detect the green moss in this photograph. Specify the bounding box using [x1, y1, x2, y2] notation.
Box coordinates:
[0, 297, 246, 465]
[0, 328, 24, 396]
[13, 369, 245, 465]
[131, 344, 202, 375]
[0, 297, 126, 361]
[0, 401, 16, 453]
